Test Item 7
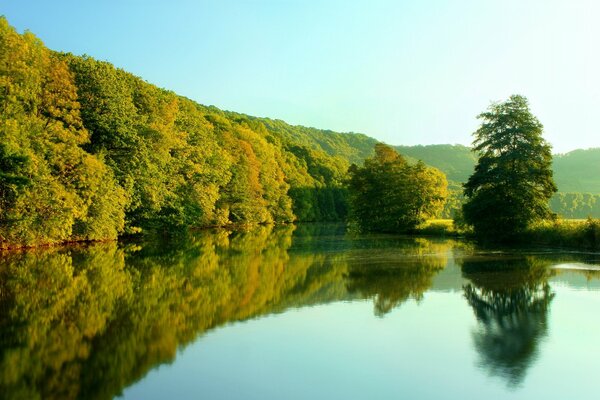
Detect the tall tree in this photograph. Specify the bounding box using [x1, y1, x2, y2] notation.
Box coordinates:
[463, 95, 557, 240]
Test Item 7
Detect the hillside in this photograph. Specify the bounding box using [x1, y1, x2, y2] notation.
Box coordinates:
[393, 144, 476, 183]
[553, 148, 600, 193]
[2, 15, 599, 248]
[391, 144, 600, 196]
[0, 17, 369, 247]
[251, 117, 379, 165]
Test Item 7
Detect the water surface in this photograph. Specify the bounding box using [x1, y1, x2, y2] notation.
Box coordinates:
[1, 224, 599, 399]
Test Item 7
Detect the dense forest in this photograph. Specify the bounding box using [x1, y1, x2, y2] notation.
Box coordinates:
[0, 18, 375, 247]
[1, 17, 598, 248]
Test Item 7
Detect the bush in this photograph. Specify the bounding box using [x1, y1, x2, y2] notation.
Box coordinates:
[525, 218, 600, 250]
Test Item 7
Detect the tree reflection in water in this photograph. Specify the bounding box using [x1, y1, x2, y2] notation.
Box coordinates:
[0, 226, 309, 400]
[0, 226, 455, 399]
[6, 224, 593, 398]
[345, 238, 451, 316]
[461, 256, 555, 388]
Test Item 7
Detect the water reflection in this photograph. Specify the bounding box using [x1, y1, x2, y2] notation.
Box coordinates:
[346, 238, 450, 316]
[460, 256, 555, 388]
[1, 225, 355, 400]
[0, 245, 131, 400]
[0, 226, 599, 399]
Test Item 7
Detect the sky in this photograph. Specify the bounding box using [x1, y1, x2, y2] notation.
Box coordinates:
[2, 0, 599, 153]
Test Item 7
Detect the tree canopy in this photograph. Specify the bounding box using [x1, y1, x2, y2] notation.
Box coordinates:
[462, 95, 557, 240]
[0, 17, 356, 247]
[347, 144, 447, 232]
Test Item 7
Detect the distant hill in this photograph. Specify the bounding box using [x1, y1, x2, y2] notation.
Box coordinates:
[246, 117, 379, 165]
[393, 144, 476, 183]
[387, 144, 600, 195]
[553, 148, 600, 194]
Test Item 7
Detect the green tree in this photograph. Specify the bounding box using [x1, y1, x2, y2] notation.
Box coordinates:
[463, 95, 557, 240]
[0, 18, 126, 247]
[348, 144, 447, 232]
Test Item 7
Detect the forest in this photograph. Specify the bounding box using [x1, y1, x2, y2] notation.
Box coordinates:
[1, 16, 599, 248]
[0, 18, 364, 248]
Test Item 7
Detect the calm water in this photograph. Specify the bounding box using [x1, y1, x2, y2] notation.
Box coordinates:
[1, 224, 600, 400]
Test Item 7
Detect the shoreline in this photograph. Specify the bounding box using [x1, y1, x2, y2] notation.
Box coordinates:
[2, 219, 599, 254]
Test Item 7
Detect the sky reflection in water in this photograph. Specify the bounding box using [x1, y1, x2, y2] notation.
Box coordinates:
[1, 224, 599, 400]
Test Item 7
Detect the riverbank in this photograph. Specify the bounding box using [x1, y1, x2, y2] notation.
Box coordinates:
[413, 219, 465, 237]
[3, 218, 600, 252]
[413, 218, 600, 251]
[525, 219, 600, 251]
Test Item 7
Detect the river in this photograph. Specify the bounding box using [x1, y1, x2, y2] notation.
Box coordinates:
[1, 224, 599, 399]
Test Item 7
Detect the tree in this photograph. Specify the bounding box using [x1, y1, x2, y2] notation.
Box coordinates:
[0, 18, 126, 247]
[463, 95, 557, 240]
[348, 143, 447, 232]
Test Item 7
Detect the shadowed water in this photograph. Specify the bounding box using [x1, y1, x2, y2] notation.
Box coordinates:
[1, 224, 599, 399]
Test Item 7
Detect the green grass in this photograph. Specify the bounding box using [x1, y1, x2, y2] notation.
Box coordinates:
[413, 218, 600, 251]
[414, 219, 467, 237]
[525, 218, 600, 250]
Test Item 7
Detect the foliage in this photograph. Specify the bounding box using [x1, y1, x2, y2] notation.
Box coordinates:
[413, 219, 465, 236]
[524, 218, 600, 250]
[347, 144, 448, 233]
[0, 18, 126, 247]
[255, 117, 378, 165]
[549, 192, 600, 218]
[438, 187, 464, 218]
[463, 95, 557, 240]
[0, 18, 371, 247]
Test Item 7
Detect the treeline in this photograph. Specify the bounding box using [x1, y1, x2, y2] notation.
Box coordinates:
[0, 18, 360, 247]
[549, 192, 600, 219]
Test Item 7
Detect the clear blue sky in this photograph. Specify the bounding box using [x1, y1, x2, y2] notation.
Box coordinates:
[2, 0, 598, 153]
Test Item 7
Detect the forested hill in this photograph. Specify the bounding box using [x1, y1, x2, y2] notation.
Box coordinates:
[553, 149, 600, 193]
[247, 117, 379, 165]
[393, 144, 476, 183]
[0, 17, 376, 247]
[2, 16, 599, 248]
[392, 144, 600, 195]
